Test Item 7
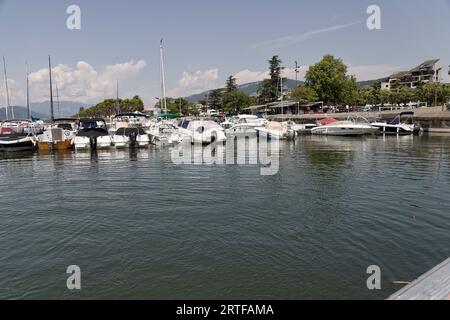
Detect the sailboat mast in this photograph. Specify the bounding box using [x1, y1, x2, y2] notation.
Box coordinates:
[55, 82, 61, 118]
[26, 63, 30, 120]
[115, 79, 120, 114]
[48, 56, 54, 121]
[160, 38, 167, 114]
[3, 57, 12, 120]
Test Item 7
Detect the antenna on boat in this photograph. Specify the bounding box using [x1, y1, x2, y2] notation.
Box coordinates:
[3, 56, 13, 120]
[26, 63, 31, 120]
[160, 38, 167, 115]
[48, 55, 54, 122]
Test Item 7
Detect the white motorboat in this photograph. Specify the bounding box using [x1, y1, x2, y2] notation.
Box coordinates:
[224, 115, 267, 136]
[113, 127, 150, 148]
[178, 118, 227, 145]
[110, 113, 150, 148]
[311, 116, 379, 136]
[371, 112, 419, 135]
[255, 121, 296, 140]
[147, 120, 182, 146]
[290, 123, 317, 134]
[73, 119, 112, 150]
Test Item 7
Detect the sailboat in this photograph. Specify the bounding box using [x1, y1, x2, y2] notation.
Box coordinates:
[37, 56, 76, 151]
[0, 57, 36, 153]
[147, 39, 182, 145]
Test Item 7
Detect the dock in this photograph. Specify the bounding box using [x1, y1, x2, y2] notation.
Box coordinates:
[389, 258, 450, 300]
[268, 106, 450, 134]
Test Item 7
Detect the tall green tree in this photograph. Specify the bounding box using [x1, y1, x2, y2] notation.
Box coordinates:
[225, 76, 238, 92]
[305, 55, 353, 105]
[222, 91, 255, 114]
[208, 89, 223, 110]
[258, 55, 284, 103]
[290, 86, 319, 104]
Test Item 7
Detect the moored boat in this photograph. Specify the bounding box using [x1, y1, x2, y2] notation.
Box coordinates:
[73, 119, 112, 150]
[371, 112, 420, 135]
[311, 116, 378, 136]
[178, 118, 227, 145]
[0, 127, 36, 153]
[110, 113, 150, 148]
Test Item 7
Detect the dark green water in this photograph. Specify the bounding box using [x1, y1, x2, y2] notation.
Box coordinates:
[0, 135, 449, 299]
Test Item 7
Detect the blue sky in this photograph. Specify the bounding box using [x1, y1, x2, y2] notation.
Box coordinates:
[0, 0, 449, 107]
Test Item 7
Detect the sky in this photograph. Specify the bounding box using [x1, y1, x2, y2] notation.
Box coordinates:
[0, 0, 449, 108]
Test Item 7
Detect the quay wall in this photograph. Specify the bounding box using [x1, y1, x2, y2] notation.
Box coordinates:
[268, 106, 450, 133]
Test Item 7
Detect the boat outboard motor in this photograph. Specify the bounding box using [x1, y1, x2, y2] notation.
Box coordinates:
[413, 124, 421, 136]
[129, 130, 138, 147]
[89, 136, 98, 149]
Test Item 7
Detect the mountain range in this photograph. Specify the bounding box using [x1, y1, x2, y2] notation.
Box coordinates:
[0, 101, 88, 120]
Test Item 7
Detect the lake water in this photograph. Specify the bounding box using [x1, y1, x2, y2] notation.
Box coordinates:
[0, 135, 449, 299]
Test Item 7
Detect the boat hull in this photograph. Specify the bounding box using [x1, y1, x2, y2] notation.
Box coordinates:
[371, 123, 416, 135]
[0, 138, 35, 153]
[311, 125, 378, 136]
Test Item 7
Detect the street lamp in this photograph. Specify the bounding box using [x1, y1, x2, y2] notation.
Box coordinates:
[295, 61, 300, 83]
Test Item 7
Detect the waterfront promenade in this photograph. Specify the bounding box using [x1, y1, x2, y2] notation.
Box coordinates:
[268, 106, 450, 133]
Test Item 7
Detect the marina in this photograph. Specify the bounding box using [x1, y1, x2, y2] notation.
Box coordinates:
[0, 134, 449, 299]
[1, 0, 449, 304]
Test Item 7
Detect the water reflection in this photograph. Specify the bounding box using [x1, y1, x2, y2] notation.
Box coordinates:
[301, 135, 356, 168]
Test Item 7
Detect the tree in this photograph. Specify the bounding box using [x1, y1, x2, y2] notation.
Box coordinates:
[257, 79, 273, 104]
[76, 96, 145, 118]
[290, 86, 319, 105]
[305, 55, 353, 105]
[208, 89, 223, 110]
[258, 55, 284, 103]
[222, 91, 255, 114]
[155, 97, 197, 116]
[225, 75, 237, 92]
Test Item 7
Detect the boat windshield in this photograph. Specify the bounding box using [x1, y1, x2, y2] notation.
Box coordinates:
[80, 121, 99, 129]
[115, 127, 146, 136]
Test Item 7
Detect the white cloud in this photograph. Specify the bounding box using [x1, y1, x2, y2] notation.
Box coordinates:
[234, 67, 306, 85]
[234, 69, 269, 85]
[168, 68, 219, 97]
[3, 60, 147, 105]
[250, 21, 362, 49]
[0, 78, 25, 107]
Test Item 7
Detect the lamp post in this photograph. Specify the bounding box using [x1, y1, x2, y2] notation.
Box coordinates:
[295, 61, 300, 83]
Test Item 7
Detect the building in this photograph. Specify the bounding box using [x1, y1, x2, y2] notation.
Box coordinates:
[381, 59, 442, 91]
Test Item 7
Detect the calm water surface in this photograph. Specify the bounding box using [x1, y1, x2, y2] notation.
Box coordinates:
[0, 135, 449, 299]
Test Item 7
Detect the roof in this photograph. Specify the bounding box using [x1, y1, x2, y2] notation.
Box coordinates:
[410, 59, 440, 72]
[115, 112, 148, 118]
[389, 59, 440, 79]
